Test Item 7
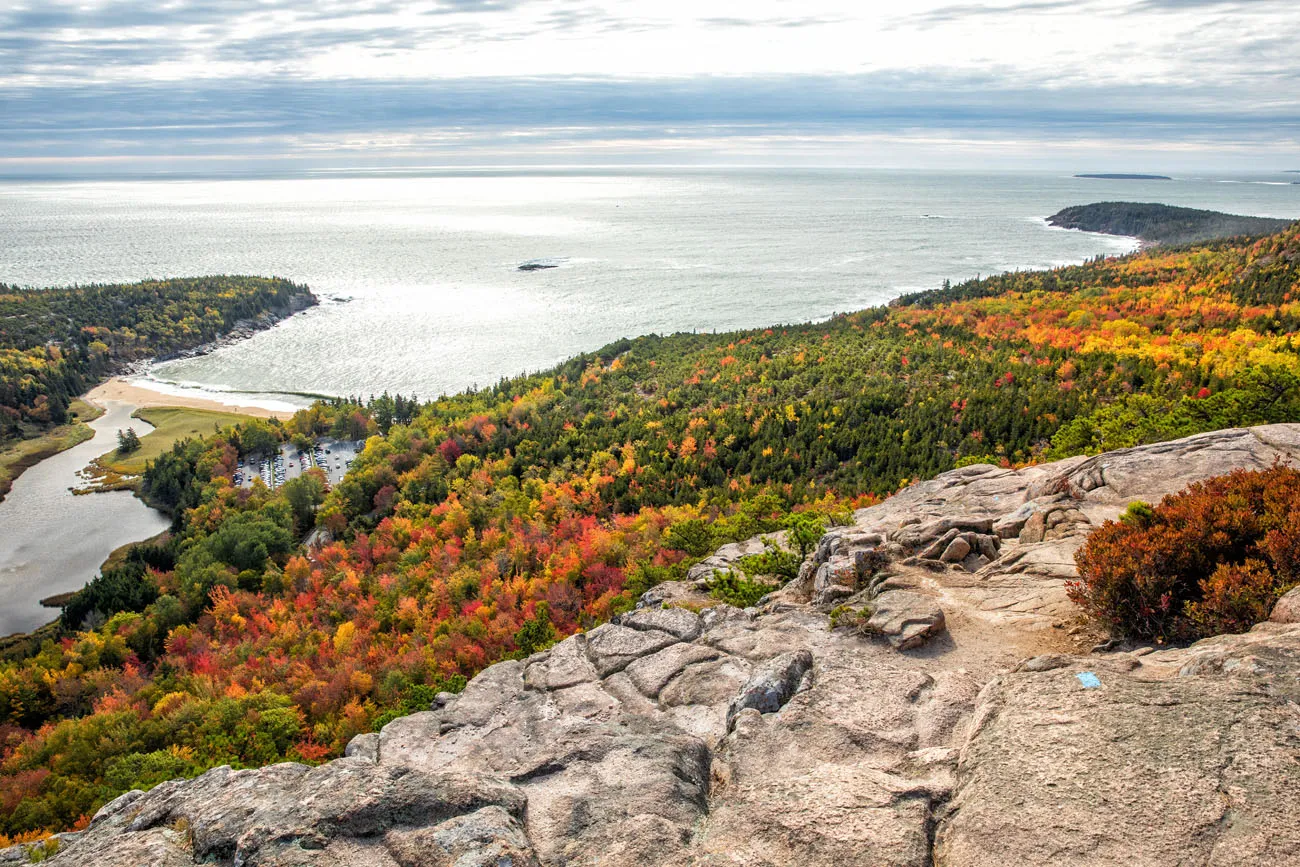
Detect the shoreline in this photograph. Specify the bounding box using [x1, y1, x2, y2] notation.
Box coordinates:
[0, 399, 171, 637]
[85, 378, 291, 420]
[0, 399, 103, 506]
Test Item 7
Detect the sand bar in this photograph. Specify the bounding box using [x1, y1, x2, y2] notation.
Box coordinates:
[86, 378, 290, 420]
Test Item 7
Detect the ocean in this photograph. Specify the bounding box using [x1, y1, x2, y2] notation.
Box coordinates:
[1, 168, 1297, 408]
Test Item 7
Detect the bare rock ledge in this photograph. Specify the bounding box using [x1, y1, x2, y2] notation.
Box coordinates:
[41, 425, 1300, 866]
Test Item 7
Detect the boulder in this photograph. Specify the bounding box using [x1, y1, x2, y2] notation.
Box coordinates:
[685, 532, 790, 584]
[626, 642, 721, 699]
[939, 536, 972, 563]
[384, 805, 540, 866]
[635, 579, 715, 610]
[1015, 653, 1072, 672]
[436, 660, 524, 730]
[523, 634, 599, 690]
[854, 547, 889, 579]
[725, 649, 814, 731]
[344, 732, 379, 762]
[894, 517, 996, 551]
[583, 624, 678, 677]
[992, 502, 1038, 539]
[1269, 586, 1300, 623]
[813, 560, 858, 602]
[1018, 504, 1090, 544]
[619, 606, 703, 641]
[49, 763, 530, 867]
[866, 591, 947, 650]
[970, 533, 1000, 559]
[919, 528, 962, 560]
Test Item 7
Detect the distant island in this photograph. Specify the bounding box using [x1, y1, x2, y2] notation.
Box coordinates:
[1074, 173, 1172, 180]
[1047, 201, 1294, 246]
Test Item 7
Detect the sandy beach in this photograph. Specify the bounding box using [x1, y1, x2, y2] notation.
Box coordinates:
[85, 378, 289, 420]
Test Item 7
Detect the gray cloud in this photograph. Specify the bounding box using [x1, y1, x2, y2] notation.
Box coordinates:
[900, 1, 1081, 27]
[697, 16, 847, 29]
[3, 74, 1296, 158]
[1129, 0, 1285, 10]
[898, 0, 1290, 28]
[0, 0, 633, 81]
[0, 1, 1296, 173]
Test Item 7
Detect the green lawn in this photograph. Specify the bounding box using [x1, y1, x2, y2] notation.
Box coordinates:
[98, 407, 259, 475]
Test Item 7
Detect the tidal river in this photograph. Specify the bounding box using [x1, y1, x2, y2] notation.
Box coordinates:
[0, 401, 170, 636]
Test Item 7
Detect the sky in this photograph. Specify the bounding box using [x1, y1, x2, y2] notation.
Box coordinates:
[1, 0, 1297, 175]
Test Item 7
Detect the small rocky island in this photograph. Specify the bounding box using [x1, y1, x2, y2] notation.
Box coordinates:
[1048, 201, 1294, 245]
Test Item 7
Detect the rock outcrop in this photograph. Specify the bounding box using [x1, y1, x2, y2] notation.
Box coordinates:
[937, 624, 1300, 866]
[1270, 585, 1300, 624]
[42, 425, 1300, 866]
[866, 590, 947, 649]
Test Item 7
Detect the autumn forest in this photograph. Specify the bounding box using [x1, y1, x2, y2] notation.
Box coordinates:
[0, 223, 1297, 840]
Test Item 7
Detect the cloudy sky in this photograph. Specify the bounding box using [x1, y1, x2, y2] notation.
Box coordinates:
[2, 0, 1297, 174]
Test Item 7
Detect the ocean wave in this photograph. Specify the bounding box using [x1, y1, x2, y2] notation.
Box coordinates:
[1213, 180, 1292, 186]
[132, 373, 318, 410]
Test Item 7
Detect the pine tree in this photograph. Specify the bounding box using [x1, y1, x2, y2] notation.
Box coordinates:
[117, 427, 141, 454]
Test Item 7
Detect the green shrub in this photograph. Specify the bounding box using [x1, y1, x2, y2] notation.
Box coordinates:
[610, 563, 686, 616]
[707, 570, 776, 608]
[738, 539, 802, 582]
[370, 675, 468, 730]
[512, 602, 557, 658]
[828, 604, 871, 630]
[664, 518, 714, 557]
[784, 511, 827, 560]
[27, 837, 59, 863]
[737, 511, 827, 581]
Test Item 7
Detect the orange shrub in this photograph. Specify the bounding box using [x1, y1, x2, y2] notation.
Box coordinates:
[1069, 463, 1300, 642]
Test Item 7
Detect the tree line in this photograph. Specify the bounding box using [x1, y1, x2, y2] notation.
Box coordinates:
[0, 276, 314, 442]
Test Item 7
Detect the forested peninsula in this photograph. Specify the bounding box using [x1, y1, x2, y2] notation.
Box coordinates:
[0, 277, 315, 499]
[1048, 201, 1294, 245]
[0, 222, 1297, 840]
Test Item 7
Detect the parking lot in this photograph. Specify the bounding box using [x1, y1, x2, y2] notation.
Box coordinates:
[309, 438, 361, 486]
[233, 438, 362, 490]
